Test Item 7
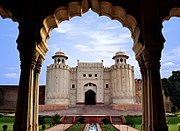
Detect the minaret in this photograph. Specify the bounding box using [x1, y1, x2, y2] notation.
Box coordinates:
[111, 50, 135, 105]
[45, 50, 70, 106]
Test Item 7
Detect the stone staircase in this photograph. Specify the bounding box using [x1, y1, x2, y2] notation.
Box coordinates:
[110, 116, 124, 124]
[61, 116, 75, 124]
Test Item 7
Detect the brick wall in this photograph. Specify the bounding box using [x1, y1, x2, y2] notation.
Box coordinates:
[0, 85, 45, 111]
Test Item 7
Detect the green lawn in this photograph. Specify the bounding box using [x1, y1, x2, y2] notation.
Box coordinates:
[0, 117, 14, 131]
[0, 116, 53, 131]
[65, 124, 85, 131]
[100, 124, 119, 131]
[125, 115, 180, 131]
[0, 115, 180, 131]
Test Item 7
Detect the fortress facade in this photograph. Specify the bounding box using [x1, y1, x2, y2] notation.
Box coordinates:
[0, 50, 172, 112]
[45, 50, 136, 107]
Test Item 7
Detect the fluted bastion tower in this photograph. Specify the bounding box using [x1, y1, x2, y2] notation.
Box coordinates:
[111, 51, 135, 104]
[45, 51, 70, 105]
[45, 50, 136, 107]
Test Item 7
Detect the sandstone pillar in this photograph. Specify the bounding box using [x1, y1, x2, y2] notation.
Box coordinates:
[13, 20, 47, 131]
[137, 55, 148, 131]
[136, 22, 168, 130]
[33, 56, 43, 131]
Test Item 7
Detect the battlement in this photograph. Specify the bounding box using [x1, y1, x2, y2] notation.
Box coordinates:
[47, 64, 70, 70]
[77, 62, 103, 68]
[110, 64, 134, 70]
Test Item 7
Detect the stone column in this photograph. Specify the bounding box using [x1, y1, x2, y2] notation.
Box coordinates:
[137, 55, 148, 131]
[13, 20, 47, 131]
[13, 50, 39, 131]
[144, 48, 167, 131]
[136, 21, 168, 130]
[33, 56, 43, 131]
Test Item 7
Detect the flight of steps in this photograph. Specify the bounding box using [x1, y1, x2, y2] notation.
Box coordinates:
[61, 116, 75, 124]
[110, 116, 124, 124]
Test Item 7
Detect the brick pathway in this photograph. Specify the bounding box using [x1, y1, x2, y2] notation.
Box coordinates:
[44, 124, 72, 131]
[113, 125, 140, 131]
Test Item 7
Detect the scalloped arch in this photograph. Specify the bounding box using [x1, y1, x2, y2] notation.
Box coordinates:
[163, 7, 180, 21]
[0, 6, 12, 20]
[42, 0, 140, 49]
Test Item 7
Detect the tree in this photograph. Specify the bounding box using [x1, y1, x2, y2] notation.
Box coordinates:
[162, 70, 180, 109]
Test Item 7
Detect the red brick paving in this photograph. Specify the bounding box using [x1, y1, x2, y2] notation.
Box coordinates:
[39, 105, 142, 116]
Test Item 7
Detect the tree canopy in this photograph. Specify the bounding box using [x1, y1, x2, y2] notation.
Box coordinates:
[162, 70, 180, 108]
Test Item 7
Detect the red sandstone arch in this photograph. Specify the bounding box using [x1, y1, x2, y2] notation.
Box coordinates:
[163, 7, 180, 21]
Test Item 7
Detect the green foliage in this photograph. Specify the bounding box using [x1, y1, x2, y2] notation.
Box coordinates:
[52, 114, 61, 125]
[101, 117, 110, 124]
[65, 124, 85, 131]
[166, 116, 180, 124]
[125, 115, 142, 125]
[0, 117, 14, 123]
[42, 124, 46, 130]
[162, 71, 180, 108]
[77, 117, 85, 124]
[38, 116, 46, 125]
[100, 124, 119, 131]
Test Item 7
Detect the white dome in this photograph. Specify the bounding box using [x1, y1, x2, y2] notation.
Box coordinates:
[52, 50, 68, 59]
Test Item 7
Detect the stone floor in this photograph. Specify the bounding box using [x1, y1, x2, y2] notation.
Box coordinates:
[113, 125, 140, 131]
[39, 105, 142, 116]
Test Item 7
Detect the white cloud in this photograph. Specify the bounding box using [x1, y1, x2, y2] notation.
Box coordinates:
[46, 9, 138, 79]
[6, 67, 19, 70]
[4, 73, 19, 78]
[163, 62, 174, 66]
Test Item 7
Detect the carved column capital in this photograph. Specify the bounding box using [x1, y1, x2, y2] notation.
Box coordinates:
[35, 56, 44, 73]
[136, 54, 146, 73]
[142, 48, 162, 71]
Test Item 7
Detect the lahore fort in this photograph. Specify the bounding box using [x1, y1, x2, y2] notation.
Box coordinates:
[0, 50, 172, 113]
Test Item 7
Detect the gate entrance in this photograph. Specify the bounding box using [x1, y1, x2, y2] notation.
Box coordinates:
[85, 90, 96, 105]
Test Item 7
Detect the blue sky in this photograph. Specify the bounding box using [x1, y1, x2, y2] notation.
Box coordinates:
[0, 10, 180, 85]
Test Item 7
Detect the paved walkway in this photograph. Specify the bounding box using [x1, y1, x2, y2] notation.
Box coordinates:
[44, 124, 72, 131]
[44, 124, 139, 131]
[113, 125, 140, 131]
[39, 105, 142, 116]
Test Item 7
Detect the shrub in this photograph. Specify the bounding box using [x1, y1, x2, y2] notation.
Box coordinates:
[2, 125, 8, 131]
[101, 117, 110, 124]
[42, 124, 46, 130]
[39, 116, 46, 125]
[52, 114, 61, 124]
[77, 117, 85, 124]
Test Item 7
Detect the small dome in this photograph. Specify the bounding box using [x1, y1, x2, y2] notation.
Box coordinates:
[55, 50, 65, 56]
[115, 51, 125, 56]
[112, 50, 129, 59]
[52, 50, 68, 59]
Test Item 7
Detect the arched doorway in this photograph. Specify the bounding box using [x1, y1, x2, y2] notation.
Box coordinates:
[85, 90, 96, 105]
